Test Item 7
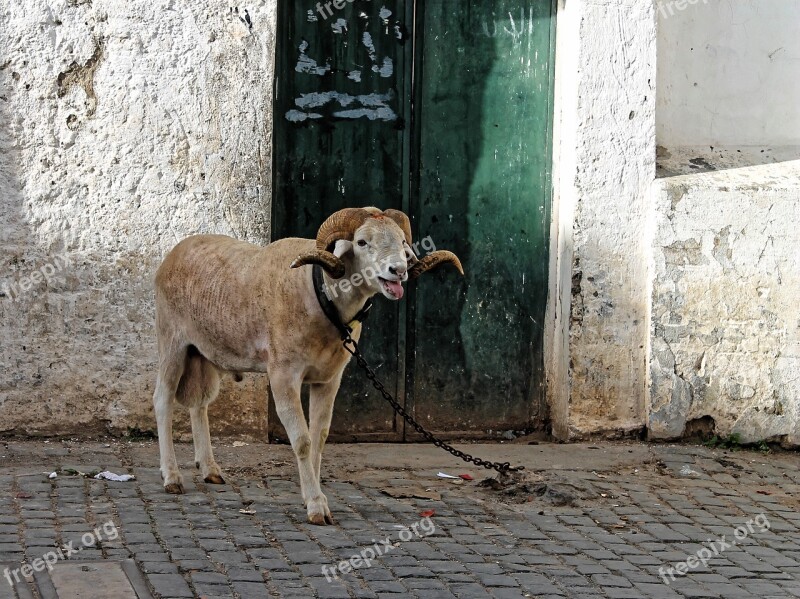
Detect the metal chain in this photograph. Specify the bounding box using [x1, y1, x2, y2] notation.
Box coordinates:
[342, 335, 524, 474]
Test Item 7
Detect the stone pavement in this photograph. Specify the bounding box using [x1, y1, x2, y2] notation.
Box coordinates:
[0, 439, 799, 598]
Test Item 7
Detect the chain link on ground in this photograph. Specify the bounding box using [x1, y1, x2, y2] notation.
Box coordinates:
[343, 335, 523, 475]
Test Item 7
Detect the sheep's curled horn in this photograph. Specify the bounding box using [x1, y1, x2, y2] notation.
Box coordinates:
[289, 208, 464, 280]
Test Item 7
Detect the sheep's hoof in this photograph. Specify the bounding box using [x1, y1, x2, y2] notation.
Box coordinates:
[308, 512, 335, 526]
[307, 497, 334, 525]
[204, 474, 225, 485]
[164, 482, 185, 494]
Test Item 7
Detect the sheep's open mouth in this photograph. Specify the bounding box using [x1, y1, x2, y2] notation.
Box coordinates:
[379, 277, 404, 300]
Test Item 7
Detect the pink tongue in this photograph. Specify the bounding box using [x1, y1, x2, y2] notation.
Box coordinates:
[385, 280, 404, 299]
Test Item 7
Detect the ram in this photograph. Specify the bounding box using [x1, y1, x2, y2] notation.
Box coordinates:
[152, 208, 463, 524]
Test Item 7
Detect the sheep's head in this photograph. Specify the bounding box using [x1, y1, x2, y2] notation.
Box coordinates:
[290, 207, 464, 301]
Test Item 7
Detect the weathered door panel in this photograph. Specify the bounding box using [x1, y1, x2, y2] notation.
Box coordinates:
[408, 2, 555, 433]
[273, 1, 411, 435]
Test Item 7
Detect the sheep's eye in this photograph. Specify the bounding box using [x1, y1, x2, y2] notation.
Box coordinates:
[357, 240, 368, 247]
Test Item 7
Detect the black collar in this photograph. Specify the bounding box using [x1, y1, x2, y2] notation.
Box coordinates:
[312, 265, 373, 340]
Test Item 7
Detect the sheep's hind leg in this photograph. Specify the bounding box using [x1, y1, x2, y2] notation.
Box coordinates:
[190, 405, 225, 484]
[271, 371, 333, 525]
[153, 343, 187, 494]
[178, 352, 225, 484]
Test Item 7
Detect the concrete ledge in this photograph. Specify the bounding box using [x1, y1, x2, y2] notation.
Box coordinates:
[648, 157, 800, 446]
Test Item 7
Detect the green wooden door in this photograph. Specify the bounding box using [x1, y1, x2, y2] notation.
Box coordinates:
[273, 1, 555, 438]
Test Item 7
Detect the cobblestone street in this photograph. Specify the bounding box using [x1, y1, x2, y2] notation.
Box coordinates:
[1, 440, 799, 599]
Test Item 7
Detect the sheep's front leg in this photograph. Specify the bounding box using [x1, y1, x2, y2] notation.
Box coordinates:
[271, 372, 333, 525]
[309, 376, 342, 486]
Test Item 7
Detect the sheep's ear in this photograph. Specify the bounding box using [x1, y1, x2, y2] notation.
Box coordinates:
[333, 240, 354, 259]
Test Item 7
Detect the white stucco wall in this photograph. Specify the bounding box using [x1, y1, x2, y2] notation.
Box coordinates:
[0, 0, 276, 436]
[547, 0, 657, 439]
[549, 0, 800, 447]
[649, 162, 800, 446]
[657, 0, 800, 148]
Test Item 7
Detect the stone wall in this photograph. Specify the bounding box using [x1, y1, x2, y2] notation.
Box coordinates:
[0, 0, 276, 437]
